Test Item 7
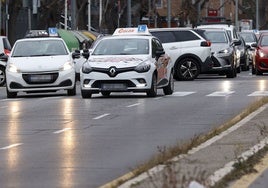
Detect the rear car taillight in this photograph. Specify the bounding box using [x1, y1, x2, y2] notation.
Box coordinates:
[200, 41, 211, 47]
[4, 49, 10, 56]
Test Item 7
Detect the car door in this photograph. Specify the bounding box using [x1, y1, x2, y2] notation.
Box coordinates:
[152, 38, 169, 85]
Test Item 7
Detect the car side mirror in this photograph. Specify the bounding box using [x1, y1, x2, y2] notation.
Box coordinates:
[155, 48, 165, 59]
[0, 53, 8, 62]
[72, 50, 80, 59]
[82, 49, 90, 59]
[232, 39, 241, 46]
[251, 43, 257, 48]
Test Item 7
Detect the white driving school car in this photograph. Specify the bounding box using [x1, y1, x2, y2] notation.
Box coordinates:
[79, 25, 174, 98]
[5, 30, 76, 98]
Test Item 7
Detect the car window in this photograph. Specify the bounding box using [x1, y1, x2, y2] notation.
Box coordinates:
[92, 38, 149, 55]
[152, 38, 163, 58]
[239, 33, 256, 43]
[260, 36, 268, 46]
[12, 40, 68, 57]
[3, 38, 11, 51]
[173, 31, 200, 42]
[204, 31, 228, 43]
[150, 31, 176, 43]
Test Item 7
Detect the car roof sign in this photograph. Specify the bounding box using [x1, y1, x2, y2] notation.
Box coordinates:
[113, 25, 151, 36]
[48, 27, 58, 37]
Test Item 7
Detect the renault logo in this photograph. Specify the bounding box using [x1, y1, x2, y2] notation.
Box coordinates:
[109, 67, 117, 77]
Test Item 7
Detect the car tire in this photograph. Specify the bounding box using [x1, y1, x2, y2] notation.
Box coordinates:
[0, 66, 6, 87]
[6, 88, 17, 98]
[81, 90, 92, 98]
[147, 74, 157, 97]
[101, 91, 111, 97]
[67, 85, 76, 96]
[256, 68, 263, 75]
[226, 67, 236, 78]
[175, 58, 199, 81]
[236, 65, 241, 73]
[163, 72, 174, 95]
[252, 65, 256, 74]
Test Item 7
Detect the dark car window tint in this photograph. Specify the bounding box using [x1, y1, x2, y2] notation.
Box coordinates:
[173, 31, 199, 42]
[3, 38, 11, 50]
[151, 31, 176, 43]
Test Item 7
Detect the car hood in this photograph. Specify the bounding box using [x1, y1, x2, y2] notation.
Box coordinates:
[87, 55, 149, 68]
[210, 43, 230, 53]
[9, 55, 72, 72]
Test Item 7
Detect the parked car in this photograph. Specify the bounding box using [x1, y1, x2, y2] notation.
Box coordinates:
[5, 34, 76, 98]
[149, 27, 213, 81]
[196, 28, 240, 78]
[196, 24, 241, 72]
[238, 31, 258, 64]
[80, 26, 174, 98]
[252, 33, 268, 75]
[0, 36, 12, 86]
[236, 35, 250, 71]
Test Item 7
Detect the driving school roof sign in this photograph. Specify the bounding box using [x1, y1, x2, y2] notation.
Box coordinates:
[113, 25, 151, 36]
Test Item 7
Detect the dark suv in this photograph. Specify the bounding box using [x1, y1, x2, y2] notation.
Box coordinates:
[149, 28, 213, 80]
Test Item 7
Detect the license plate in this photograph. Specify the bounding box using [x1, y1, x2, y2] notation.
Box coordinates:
[30, 75, 52, 82]
[101, 83, 127, 90]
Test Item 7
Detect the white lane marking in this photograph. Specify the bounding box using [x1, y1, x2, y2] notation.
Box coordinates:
[93, 113, 110, 120]
[126, 103, 140, 108]
[248, 91, 268, 96]
[206, 91, 235, 97]
[118, 103, 268, 188]
[154, 97, 163, 100]
[53, 128, 72, 134]
[171, 91, 195, 96]
[0, 143, 23, 150]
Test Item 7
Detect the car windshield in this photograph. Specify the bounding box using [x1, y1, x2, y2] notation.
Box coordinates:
[92, 38, 149, 55]
[240, 33, 256, 43]
[260, 36, 268, 46]
[204, 31, 228, 43]
[12, 40, 68, 57]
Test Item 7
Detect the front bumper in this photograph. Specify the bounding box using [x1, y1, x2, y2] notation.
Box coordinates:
[6, 69, 75, 92]
[80, 70, 154, 93]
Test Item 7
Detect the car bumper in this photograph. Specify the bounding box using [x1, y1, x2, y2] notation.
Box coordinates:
[255, 58, 268, 71]
[80, 71, 154, 93]
[200, 56, 213, 73]
[6, 69, 75, 92]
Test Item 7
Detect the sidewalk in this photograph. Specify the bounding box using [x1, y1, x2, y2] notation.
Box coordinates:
[116, 101, 268, 188]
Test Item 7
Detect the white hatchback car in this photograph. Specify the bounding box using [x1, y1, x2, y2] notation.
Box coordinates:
[5, 37, 76, 98]
[80, 26, 174, 98]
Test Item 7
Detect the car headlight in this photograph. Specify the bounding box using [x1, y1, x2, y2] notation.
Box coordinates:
[258, 51, 266, 58]
[135, 62, 151, 73]
[7, 64, 20, 73]
[81, 62, 93, 74]
[60, 61, 73, 71]
[218, 48, 231, 54]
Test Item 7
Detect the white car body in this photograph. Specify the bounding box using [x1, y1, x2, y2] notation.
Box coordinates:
[80, 26, 174, 98]
[6, 37, 76, 98]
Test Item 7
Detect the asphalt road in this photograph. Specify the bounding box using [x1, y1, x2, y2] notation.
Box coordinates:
[0, 71, 267, 188]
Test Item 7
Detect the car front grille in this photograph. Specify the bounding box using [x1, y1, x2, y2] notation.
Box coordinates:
[22, 73, 59, 84]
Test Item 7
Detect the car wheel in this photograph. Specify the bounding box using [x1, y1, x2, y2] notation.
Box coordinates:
[101, 91, 111, 97]
[0, 66, 6, 86]
[6, 88, 17, 98]
[175, 58, 199, 81]
[226, 67, 236, 78]
[256, 68, 263, 75]
[67, 85, 76, 96]
[147, 74, 157, 97]
[251, 65, 256, 74]
[81, 90, 92, 98]
[236, 65, 241, 73]
[163, 72, 174, 95]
